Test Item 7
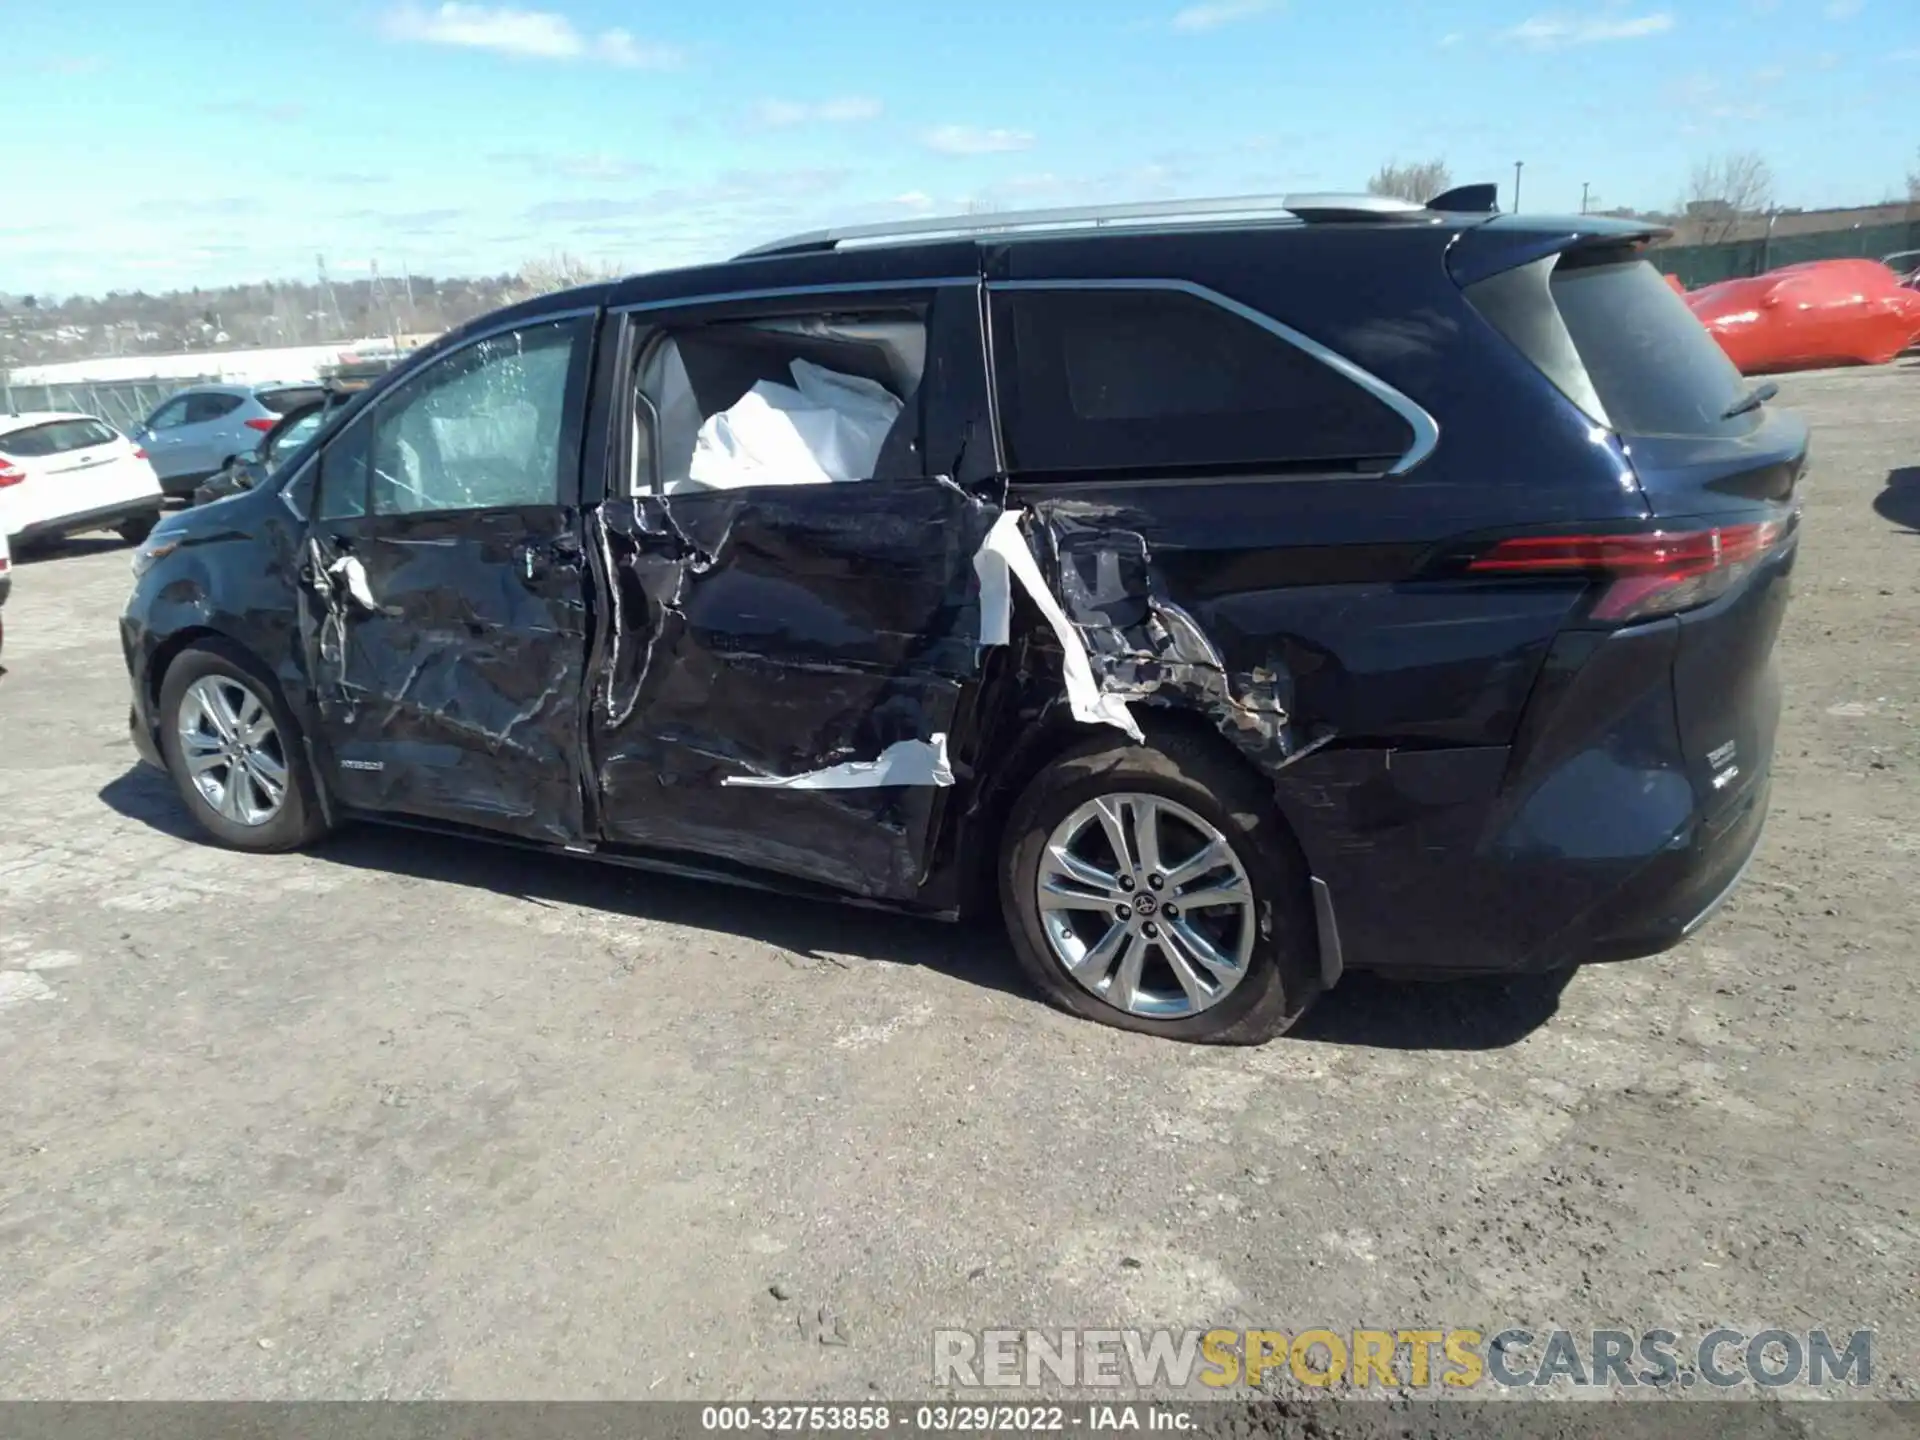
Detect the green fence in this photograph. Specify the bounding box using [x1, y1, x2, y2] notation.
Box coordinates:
[0, 377, 209, 434]
[1653, 219, 1920, 289]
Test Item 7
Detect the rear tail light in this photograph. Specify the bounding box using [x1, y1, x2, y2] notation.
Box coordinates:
[1467, 519, 1790, 622]
[0, 461, 24, 488]
[245, 417, 276, 433]
[133, 446, 149, 460]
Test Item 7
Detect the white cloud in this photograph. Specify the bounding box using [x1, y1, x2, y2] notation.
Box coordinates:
[1170, 0, 1275, 32]
[381, 4, 681, 67]
[892, 191, 937, 213]
[1751, 63, 1787, 84]
[924, 125, 1036, 156]
[1440, 30, 1465, 46]
[595, 28, 683, 67]
[1504, 10, 1674, 48]
[753, 96, 884, 127]
[1823, 0, 1863, 16]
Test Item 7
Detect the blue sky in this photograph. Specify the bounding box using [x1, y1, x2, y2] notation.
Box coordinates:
[8, 0, 1918, 296]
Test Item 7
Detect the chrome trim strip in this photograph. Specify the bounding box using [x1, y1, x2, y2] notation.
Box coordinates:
[990, 277, 1438, 475]
[1310, 876, 1345, 989]
[976, 280, 1007, 475]
[1681, 849, 1758, 939]
[612, 276, 977, 317]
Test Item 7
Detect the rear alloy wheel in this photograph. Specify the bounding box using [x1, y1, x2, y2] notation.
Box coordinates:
[1001, 731, 1319, 1044]
[1037, 794, 1256, 1020]
[158, 645, 326, 852]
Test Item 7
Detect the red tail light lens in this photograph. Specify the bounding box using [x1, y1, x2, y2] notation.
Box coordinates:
[1468, 520, 1789, 622]
[133, 446, 149, 460]
[244, 417, 276, 433]
[0, 461, 25, 488]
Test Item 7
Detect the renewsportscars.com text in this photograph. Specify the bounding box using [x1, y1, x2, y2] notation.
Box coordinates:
[932, 1327, 1873, 1391]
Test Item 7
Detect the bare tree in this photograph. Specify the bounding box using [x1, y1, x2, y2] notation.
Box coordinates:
[1681, 152, 1776, 244]
[1366, 158, 1453, 205]
[1908, 147, 1919, 204]
[512, 253, 625, 301]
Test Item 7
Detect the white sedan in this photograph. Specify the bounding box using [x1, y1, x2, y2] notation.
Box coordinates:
[0, 411, 166, 547]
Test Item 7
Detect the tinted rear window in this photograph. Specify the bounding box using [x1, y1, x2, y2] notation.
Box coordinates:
[991, 288, 1415, 476]
[258, 386, 327, 415]
[0, 418, 118, 457]
[1550, 258, 1750, 438]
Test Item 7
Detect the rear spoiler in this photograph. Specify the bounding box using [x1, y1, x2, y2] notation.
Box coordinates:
[1447, 216, 1674, 288]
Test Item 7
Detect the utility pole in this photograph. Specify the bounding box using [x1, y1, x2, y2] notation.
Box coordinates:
[1581, 181, 1590, 215]
[1514, 161, 1525, 214]
[316, 254, 341, 343]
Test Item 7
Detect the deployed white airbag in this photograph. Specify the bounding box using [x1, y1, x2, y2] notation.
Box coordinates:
[685, 358, 901, 490]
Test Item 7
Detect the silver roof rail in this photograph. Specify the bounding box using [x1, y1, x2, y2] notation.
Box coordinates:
[736, 192, 1427, 259]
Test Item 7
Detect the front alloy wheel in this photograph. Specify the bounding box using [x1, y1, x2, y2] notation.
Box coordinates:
[177, 675, 290, 827]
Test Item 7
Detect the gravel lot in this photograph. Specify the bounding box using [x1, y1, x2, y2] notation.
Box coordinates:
[0, 364, 1915, 1405]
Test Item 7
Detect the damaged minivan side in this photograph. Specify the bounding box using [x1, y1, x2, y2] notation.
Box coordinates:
[123, 194, 1803, 1043]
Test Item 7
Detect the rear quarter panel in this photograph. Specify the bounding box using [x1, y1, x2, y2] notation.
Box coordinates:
[982, 225, 1656, 971]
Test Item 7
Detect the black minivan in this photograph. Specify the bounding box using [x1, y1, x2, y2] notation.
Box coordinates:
[122, 191, 1804, 1043]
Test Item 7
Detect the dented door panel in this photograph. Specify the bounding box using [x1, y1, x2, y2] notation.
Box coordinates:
[296, 311, 598, 844]
[300, 507, 590, 839]
[589, 482, 1001, 901]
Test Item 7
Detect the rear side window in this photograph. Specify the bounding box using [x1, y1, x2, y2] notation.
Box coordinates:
[257, 386, 326, 415]
[990, 287, 1415, 476]
[1469, 254, 1750, 438]
[185, 393, 245, 424]
[0, 418, 118, 457]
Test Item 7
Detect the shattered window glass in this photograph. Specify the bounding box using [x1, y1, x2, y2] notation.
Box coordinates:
[368, 319, 582, 515]
[317, 415, 370, 520]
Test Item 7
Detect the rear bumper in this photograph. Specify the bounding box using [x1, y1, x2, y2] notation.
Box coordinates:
[17, 496, 163, 542]
[1278, 592, 1783, 980]
[1540, 767, 1769, 967]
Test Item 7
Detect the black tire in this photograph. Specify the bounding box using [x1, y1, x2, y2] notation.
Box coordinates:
[116, 514, 156, 545]
[157, 643, 328, 852]
[999, 728, 1320, 1044]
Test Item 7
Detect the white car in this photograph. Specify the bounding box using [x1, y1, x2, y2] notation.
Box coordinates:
[0, 412, 165, 547]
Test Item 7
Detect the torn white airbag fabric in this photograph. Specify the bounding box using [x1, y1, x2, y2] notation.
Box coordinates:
[973, 509, 1143, 742]
[722, 734, 955, 789]
[686, 358, 902, 490]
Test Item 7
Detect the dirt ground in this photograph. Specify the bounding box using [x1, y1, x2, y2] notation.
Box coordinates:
[0, 363, 1914, 1407]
